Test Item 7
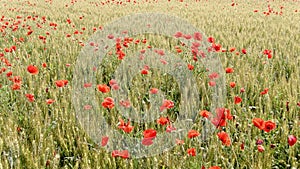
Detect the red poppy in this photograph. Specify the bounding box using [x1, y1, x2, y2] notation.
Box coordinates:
[211, 108, 232, 127]
[174, 31, 183, 38]
[102, 97, 114, 109]
[209, 166, 221, 169]
[6, 71, 12, 77]
[11, 83, 21, 90]
[143, 129, 157, 139]
[225, 67, 234, 73]
[119, 150, 129, 159]
[157, 117, 169, 125]
[45, 99, 55, 105]
[188, 130, 200, 139]
[217, 131, 231, 146]
[111, 84, 119, 90]
[150, 88, 158, 94]
[199, 110, 211, 118]
[212, 43, 221, 52]
[174, 139, 184, 145]
[260, 88, 269, 95]
[183, 34, 192, 40]
[193, 32, 202, 41]
[141, 69, 149, 75]
[229, 82, 236, 88]
[187, 148, 196, 156]
[119, 100, 131, 108]
[229, 47, 236, 52]
[142, 138, 154, 146]
[25, 94, 35, 102]
[234, 96, 242, 104]
[160, 99, 174, 112]
[207, 37, 215, 43]
[166, 125, 176, 132]
[101, 136, 109, 146]
[263, 120, 276, 132]
[55, 80, 68, 87]
[97, 84, 110, 93]
[241, 48, 247, 54]
[109, 79, 117, 86]
[112, 150, 129, 159]
[118, 118, 134, 133]
[27, 65, 39, 75]
[252, 118, 265, 130]
[187, 64, 194, 70]
[288, 135, 297, 146]
[257, 145, 265, 152]
[208, 81, 216, 87]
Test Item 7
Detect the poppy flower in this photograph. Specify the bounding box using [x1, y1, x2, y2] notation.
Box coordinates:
[25, 94, 35, 102]
[217, 131, 231, 146]
[240, 142, 245, 150]
[234, 96, 242, 104]
[11, 83, 21, 90]
[55, 80, 68, 87]
[288, 135, 297, 146]
[241, 48, 247, 54]
[207, 37, 215, 43]
[119, 150, 129, 159]
[174, 31, 183, 38]
[183, 34, 192, 40]
[109, 79, 117, 86]
[188, 130, 200, 139]
[118, 118, 134, 133]
[263, 120, 276, 132]
[208, 72, 219, 80]
[199, 110, 211, 118]
[252, 118, 265, 130]
[256, 139, 264, 145]
[212, 43, 221, 52]
[111, 84, 119, 90]
[209, 81, 216, 87]
[160, 99, 174, 112]
[257, 145, 265, 152]
[209, 166, 221, 169]
[193, 32, 202, 41]
[27, 65, 39, 75]
[6, 71, 12, 77]
[260, 88, 269, 95]
[187, 148, 196, 156]
[187, 64, 194, 70]
[150, 88, 158, 94]
[46, 99, 55, 105]
[102, 97, 114, 109]
[101, 136, 109, 146]
[225, 67, 234, 73]
[157, 117, 169, 125]
[229, 47, 236, 52]
[142, 138, 154, 146]
[119, 100, 131, 108]
[166, 125, 176, 132]
[141, 69, 149, 75]
[211, 108, 232, 127]
[112, 150, 129, 159]
[97, 84, 110, 93]
[229, 82, 236, 88]
[143, 129, 157, 139]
